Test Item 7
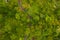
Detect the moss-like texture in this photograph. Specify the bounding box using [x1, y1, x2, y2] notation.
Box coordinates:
[0, 0, 60, 40]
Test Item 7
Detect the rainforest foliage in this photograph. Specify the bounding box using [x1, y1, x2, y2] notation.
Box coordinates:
[0, 0, 60, 40]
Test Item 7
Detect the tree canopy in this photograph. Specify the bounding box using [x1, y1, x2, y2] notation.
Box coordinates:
[0, 0, 60, 40]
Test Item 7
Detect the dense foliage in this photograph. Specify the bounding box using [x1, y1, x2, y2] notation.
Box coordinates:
[0, 0, 60, 40]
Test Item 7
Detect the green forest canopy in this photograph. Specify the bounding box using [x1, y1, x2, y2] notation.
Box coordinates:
[0, 0, 60, 40]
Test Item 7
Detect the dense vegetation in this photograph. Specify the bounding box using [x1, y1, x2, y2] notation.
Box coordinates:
[0, 0, 60, 40]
